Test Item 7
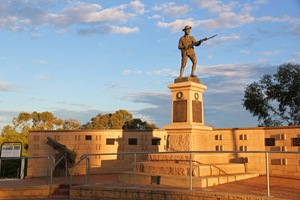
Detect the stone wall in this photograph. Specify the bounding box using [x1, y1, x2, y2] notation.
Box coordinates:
[27, 129, 168, 177]
[27, 126, 300, 177]
[264, 126, 300, 176]
[70, 186, 275, 200]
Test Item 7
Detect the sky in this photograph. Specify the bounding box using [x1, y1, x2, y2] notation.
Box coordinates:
[0, 0, 300, 130]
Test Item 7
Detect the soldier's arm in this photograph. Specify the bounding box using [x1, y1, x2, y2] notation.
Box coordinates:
[178, 39, 186, 50]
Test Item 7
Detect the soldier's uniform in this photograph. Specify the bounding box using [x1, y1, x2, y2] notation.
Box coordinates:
[178, 25, 201, 77]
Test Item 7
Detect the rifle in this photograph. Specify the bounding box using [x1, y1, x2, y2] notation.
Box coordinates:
[188, 34, 217, 48]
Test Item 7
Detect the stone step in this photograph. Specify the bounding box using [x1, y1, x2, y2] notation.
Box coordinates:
[48, 184, 70, 199]
[118, 171, 259, 188]
[148, 153, 229, 164]
[48, 194, 70, 199]
[136, 162, 246, 176]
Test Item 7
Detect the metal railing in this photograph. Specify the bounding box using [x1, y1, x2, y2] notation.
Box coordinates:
[70, 150, 299, 197]
[0, 155, 68, 195]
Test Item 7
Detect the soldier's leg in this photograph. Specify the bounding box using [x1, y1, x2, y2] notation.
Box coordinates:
[180, 55, 188, 78]
[190, 54, 197, 77]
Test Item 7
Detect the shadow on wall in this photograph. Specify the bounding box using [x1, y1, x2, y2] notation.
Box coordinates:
[91, 130, 161, 174]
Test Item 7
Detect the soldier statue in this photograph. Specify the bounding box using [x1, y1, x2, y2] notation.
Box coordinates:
[178, 25, 208, 78]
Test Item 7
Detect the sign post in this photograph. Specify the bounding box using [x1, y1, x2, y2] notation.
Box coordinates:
[0, 142, 23, 178]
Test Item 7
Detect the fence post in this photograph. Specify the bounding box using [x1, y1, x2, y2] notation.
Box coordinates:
[190, 152, 192, 190]
[65, 156, 68, 181]
[133, 153, 137, 187]
[265, 152, 270, 197]
[49, 167, 53, 195]
[86, 156, 90, 185]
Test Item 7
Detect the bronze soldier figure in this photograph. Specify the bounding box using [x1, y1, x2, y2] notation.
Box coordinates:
[178, 25, 207, 78]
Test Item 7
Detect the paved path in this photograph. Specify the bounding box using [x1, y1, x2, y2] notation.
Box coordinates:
[1, 174, 299, 199]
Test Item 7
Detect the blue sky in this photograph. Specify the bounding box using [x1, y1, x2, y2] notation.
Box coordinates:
[0, 0, 300, 130]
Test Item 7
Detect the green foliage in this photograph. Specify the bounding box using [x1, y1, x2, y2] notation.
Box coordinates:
[1, 112, 82, 157]
[123, 118, 158, 130]
[13, 111, 65, 131]
[63, 119, 82, 130]
[242, 63, 300, 126]
[83, 110, 132, 129]
[0, 159, 22, 178]
[1, 125, 28, 156]
[83, 110, 158, 130]
[12, 111, 82, 131]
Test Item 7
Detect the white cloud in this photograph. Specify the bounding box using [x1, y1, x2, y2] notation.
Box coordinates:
[216, 34, 240, 42]
[107, 25, 139, 34]
[193, 0, 236, 14]
[32, 59, 48, 64]
[130, 0, 145, 15]
[146, 68, 173, 76]
[57, 101, 93, 109]
[158, 8, 255, 31]
[157, 18, 197, 33]
[122, 69, 142, 75]
[148, 14, 162, 20]
[49, 3, 134, 26]
[200, 12, 254, 29]
[35, 74, 49, 81]
[0, 82, 18, 92]
[257, 16, 300, 24]
[77, 25, 139, 35]
[201, 63, 266, 82]
[0, 1, 142, 35]
[258, 58, 268, 63]
[254, 0, 269, 5]
[262, 50, 280, 56]
[240, 50, 250, 54]
[292, 52, 300, 57]
[153, 2, 190, 17]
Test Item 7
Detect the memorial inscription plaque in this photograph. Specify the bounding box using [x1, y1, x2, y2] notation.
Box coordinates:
[192, 100, 202, 123]
[173, 100, 187, 122]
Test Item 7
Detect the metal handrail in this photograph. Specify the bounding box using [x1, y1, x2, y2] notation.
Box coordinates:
[69, 154, 88, 186]
[69, 150, 299, 197]
[0, 155, 56, 195]
[49, 156, 67, 195]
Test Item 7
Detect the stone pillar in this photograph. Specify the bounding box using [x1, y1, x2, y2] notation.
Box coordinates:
[164, 77, 212, 151]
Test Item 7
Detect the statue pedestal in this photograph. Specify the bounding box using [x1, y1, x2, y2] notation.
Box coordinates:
[164, 77, 212, 151]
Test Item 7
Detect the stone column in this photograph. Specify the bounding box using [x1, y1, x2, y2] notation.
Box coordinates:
[164, 77, 212, 151]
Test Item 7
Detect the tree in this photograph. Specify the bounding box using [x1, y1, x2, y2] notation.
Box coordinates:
[0, 125, 28, 156]
[123, 118, 158, 130]
[83, 114, 111, 129]
[83, 110, 132, 129]
[110, 110, 132, 129]
[242, 63, 300, 126]
[1, 111, 82, 177]
[63, 119, 82, 130]
[83, 110, 158, 130]
[12, 111, 81, 131]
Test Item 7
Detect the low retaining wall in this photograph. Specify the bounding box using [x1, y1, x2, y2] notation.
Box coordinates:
[70, 186, 280, 200]
[0, 185, 50, 199]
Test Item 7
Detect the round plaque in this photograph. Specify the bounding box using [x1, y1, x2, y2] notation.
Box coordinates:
[176, 92, 183, 100]
[194, 93, 199, 100]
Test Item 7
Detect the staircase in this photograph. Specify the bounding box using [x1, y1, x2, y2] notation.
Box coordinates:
[48, 184, 70, 199]
[118, 153, 259, 188]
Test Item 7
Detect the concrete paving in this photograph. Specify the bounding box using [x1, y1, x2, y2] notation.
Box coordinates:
[0, 174, 299, 199]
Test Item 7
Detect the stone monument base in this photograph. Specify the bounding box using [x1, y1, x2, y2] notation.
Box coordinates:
[164, 77, 212, 151]
[164, 124, 212, 151]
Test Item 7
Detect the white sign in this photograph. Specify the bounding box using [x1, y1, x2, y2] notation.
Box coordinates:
[1, 143, 22, 158]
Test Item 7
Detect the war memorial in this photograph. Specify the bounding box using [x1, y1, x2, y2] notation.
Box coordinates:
[1, 26, 299, 199]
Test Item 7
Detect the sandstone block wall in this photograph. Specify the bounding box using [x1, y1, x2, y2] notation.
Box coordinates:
[27, 129, 168, 177]
[27, 126, 299, 177]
